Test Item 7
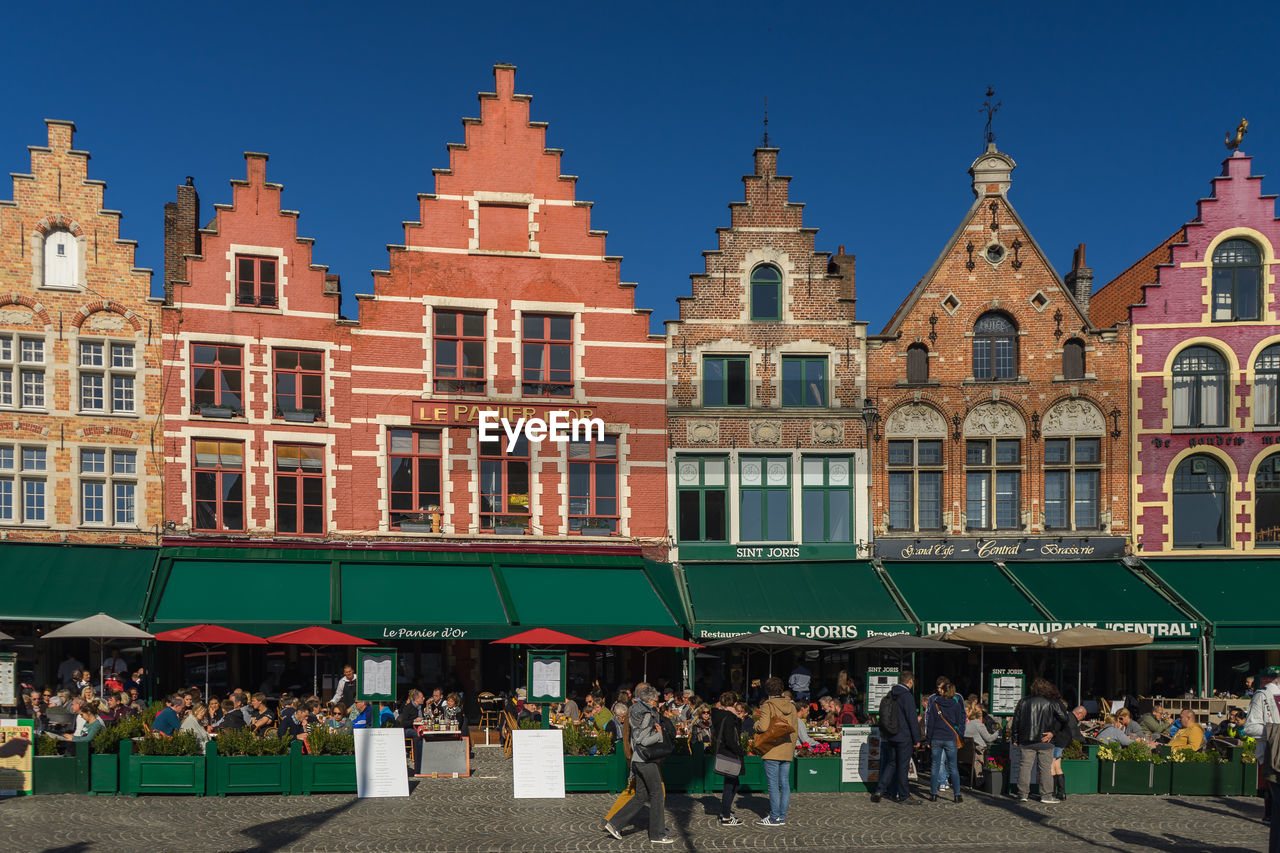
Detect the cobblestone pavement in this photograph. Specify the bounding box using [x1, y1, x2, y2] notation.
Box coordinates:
[0, 750, 1269, 852]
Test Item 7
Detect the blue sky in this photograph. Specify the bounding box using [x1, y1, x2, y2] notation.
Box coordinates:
[2, 1, 1278, 334]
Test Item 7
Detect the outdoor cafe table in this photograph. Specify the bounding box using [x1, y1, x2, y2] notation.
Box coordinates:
[413, 727, 471, 778]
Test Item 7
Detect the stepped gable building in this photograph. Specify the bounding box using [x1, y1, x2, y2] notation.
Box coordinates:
[345, 63, 668, 547]
[1095, 143, 1280, 555]
[0, 120, 161, 545]
[161, 153, 346, 540]
[866, 143, 1131, 561]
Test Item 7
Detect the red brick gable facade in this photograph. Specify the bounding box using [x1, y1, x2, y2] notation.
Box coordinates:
[0, 121, 162, 544]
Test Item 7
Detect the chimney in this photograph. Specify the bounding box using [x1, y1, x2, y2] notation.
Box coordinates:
[828, 244, 856, 308]
[163, 177, 200, 304]
[1064, 242, 1093, 318]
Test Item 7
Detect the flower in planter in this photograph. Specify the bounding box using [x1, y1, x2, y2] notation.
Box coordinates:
[1168, 747, 1216, 764]
[984, 756, 1008, 771]
[1242, 737, 1257, 764]
[795, 740, 839, 757]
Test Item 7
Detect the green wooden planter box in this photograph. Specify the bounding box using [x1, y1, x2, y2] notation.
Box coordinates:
[795, 756, 841, 792]
[703, 754, 784, 794]
[33, 742, 89, 795]
[294, 742, 357, 794]
[206, 741, 292, 796]
[1061, 744, 1100, 795]
[119, 740, 205, 796]
[1098, 760, 1170, 795]
[564, 748, 626, 793]
[661, 744, 704, 793]
[1169, 760, 1238, 796]
[90, 753, 119, 795]
[1243, 760, 1261, 797]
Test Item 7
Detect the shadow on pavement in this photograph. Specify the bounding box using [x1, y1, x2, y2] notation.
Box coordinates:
[1113, 828, 1261, 852]
[236, 798, 359, 853]
[42, 844, 93, 853]
[1166, 795, 1266, 823]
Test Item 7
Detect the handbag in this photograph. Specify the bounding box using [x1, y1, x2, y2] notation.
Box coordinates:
[933, 696, 963, 748]
[752, 706, 795, 754]
[712, 716, 743, 777]
[635, 712, 675, 762]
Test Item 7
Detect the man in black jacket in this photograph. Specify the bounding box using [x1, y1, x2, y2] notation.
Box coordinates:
[872, 670, 922, 805]
[1011, 678, 1070, 804]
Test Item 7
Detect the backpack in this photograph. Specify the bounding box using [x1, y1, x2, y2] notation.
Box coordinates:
[878, 690, 902, 736]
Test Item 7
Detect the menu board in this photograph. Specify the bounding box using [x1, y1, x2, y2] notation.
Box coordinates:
[512, 729, 565, 798]
[840, 725, 916, 788]
[356, 647, 398, 703]
[0, 719, 34, 795]
[989, 668, 1024, 716]
[354, 728, 410, 797]
[865, 669, 897, 714]
[0, 654, 15, 707]
[527, 652, 566, 704]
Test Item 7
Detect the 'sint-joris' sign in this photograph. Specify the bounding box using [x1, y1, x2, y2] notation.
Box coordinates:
[411, 400, 604, 450]
[885, 537, 1126, 561]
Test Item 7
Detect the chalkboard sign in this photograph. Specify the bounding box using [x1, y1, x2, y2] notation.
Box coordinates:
[416, 736, 470, 778]
[0, 653, 16, 707]
[356, 647, 397, 703]
[989, 668, 1024, 716]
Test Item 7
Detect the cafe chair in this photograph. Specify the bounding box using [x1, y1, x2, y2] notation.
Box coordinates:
[501, 710, 518, 758]
[477, 692, 502, 744]
[958, 738, 978, 787]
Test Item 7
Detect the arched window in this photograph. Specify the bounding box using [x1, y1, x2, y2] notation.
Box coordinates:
[1255, 454, 1280, 546]
[972, 312, 1017, 380]
[1212, 239, 1262, 321]
[750, 265, 781, 321]
[906, 343, 929, 384]
[1062, 338, 1085, 380]
[1255, 344, 1280, 426]
[1171, 346, 1227, 428]
[1173, 455, 1229, 547]
[43, 229, 78, 288]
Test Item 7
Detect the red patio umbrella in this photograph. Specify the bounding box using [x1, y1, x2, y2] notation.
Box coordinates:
[154, 625, 268, 699]
[597, 630, 703, 682]
[268, 626, 369, 697]
[490, 629, 596, 646]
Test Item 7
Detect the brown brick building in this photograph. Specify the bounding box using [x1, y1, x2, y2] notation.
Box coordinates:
[866, 143, 1131, 560]
[0, 121, 162, 545]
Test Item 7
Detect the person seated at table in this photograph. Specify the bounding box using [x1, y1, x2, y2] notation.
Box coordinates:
[1167, 709, 1205, 751]
[427, 688, 447, 718]
[351, 699, 373, 729]
[514, 688, 540, 723]
[59, 703, 103, 747]
[278, 695, 298, 724]
[1095, 714, 1134, 746]
[965, 704, 999, 750]
[582, 692, 614, 733]
[795, 701, 820, 748]
[248, 693, 275, 737]
[152, 695, 185, 737]
[558, 694, 582, 723]
[1215, 707, 1246, 739]
[280, 704, 311, 740]
[205, 696, 224, 727]
[1140, 702, 1173, 736]
[836, 697, 861, 726]
[327, 702, 350, 730]
[442, 693, 469, 738]
[611, 688, 631, 721]
[180, 702, 211, 746]
[400, 689, 426, 729]
[1116, 708, 1143, 738]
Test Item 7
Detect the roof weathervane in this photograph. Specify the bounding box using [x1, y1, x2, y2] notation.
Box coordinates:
[1226, 118, 1249, 151]
[762, 95, 770, 147]
[981, 86, 1001, 147]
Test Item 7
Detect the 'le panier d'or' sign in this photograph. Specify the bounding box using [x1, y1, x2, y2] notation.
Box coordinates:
[887, 537, 1126, 561]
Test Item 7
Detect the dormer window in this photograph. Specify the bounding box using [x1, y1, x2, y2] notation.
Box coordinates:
[43, 230, 78, 288]
[750, 265, 781, 321]
[235, 256, 278, 307]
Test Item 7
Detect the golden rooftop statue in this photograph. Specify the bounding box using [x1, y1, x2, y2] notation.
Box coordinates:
[1226, 118, 1248, 151]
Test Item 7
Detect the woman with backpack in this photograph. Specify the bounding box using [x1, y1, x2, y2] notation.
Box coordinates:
[925, 677, 967, 802]
[753, 677, 799, 827]
[710, 692, 746, 827]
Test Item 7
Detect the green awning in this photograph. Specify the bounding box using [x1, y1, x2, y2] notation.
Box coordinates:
[884, 561, 1046, 633]
[684, 561, 914, 640]
[499, 564, 682, 639]
[341, 559, 511, 638]
[153, 559, 331, 628]
[1003, 561, 1200, 645]
[1144, 559, 1280, 650]
[0, 543, 155, 623]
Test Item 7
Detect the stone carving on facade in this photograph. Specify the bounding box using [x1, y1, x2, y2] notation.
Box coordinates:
[686, 419, 719, 445]
[1041, 398, 1105, 435]
[886, 403, 946, 437]
[83, 310, 128, 332]
[812, 420, 845, 445]
[0, 307, 35, 325]
[963, 401, 1026, 437]
[750, 420, 782, 446]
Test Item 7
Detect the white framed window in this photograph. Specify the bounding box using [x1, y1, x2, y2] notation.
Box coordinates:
[43, 229, 79, 288]
[79, 448, 137, 526]
[0, 334, 45, 410]
[79, 340, 136, 415]
[0, 444, 47, 524]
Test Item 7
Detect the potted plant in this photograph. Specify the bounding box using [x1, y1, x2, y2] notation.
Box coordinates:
[793, 739, 841, 792]
[1060, 739, 1099, 795]
[1168, 747, 1236, 796]
[982, 755, 1007, 795]
[120, 732, 206, 796]
[1242, 738, 1260, 797]
[279, 408, 318, 423]
[295, 726, 356, 794]
[1098, 741, 1169, 795]
[397, 511, 438, 533]
[660, 736, 704, 794]
[89, 715, 145, 794]
[561, 723, 625, 793]
[578, 518, 615, 537]
[195, 402, 237, 418]
[492, 515, 528, 535]
[33, 734, 89, 795]
[207, 728, 295, 795]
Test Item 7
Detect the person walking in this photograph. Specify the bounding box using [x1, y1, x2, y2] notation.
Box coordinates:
[710, 692, 745, 826]
[926, 677, 966, 803]
[605, 685, 672, 844]
[872, 670, 922, 805]
[1242, 667, 1280, 825]
[753, 677, 798, 827]
[1011, 678, 1070, 804]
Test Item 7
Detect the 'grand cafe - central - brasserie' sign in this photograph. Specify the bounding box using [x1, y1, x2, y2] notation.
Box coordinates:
[884, 537, 1126, 561]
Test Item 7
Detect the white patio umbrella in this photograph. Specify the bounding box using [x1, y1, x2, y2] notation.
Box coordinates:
[0, 629, 12, 641]
[42, 613, 154, 695]
[704, 630, 831, 683]
[1045, 626, 1153, 708]
[927, 623, 1047, 698]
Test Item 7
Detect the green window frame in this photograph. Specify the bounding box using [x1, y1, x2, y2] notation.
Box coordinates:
[750, 265, 781, 321]
[676, 456, 728, 543]
[801, 456, 853, 543]
[703, 355, 748, 407]
[740, 455, 790, 542]
[782, 356, 827, 407]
